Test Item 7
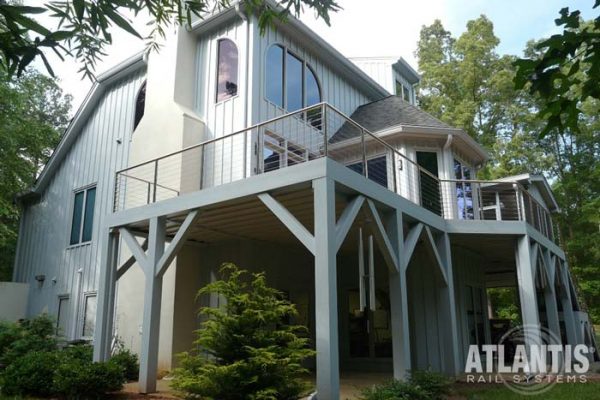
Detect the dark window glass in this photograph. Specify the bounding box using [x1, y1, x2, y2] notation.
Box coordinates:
[216, 39, 239, 102]
[133, 82, 146, 130]
[402, 85, 410, 102]
[286, 52, 303, 112]
[416, 151, 441, 216]
[82, 187, 96, 242]
[306, 65, 321, 106]
[266, 45, 284, 107]
[70, 191, 84, 245]
[367, 156, 388, 188]
[395, 80, 403, 96]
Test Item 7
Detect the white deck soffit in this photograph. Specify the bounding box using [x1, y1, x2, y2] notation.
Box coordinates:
[375, 124, 490, 165]
[190, 0, 390, 101]
[22, 52, 147, 199]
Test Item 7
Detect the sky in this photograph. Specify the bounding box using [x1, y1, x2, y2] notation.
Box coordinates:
[27, 0, 597, 114]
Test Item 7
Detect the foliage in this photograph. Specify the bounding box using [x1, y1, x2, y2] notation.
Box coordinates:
[486, 288, 521, 323]
[514, 3, 600, 137]
[408, 370, 452, 400]
[0, 350, 59, 397]
[0, 67, 71, 281]
[172, 263, 314, 400]
[416, 16, 600, 322]
[0, 314, 57, 368]
[0, 0, 341, 80]
[0, 317, 127, 398]
[53, 352, 125, 399]
[359, 370, 451, 400]
[110, 347, 139, 381]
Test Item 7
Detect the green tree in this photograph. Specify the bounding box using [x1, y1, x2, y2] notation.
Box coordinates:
[514, 2, 600, 136]
[0, 69, 71, 281]
[172, 263, 314, 400]
[0, 0, 340, 80]
[416, 17, 600, 321]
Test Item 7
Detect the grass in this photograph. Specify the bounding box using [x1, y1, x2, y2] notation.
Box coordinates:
[453, 380, 600, 400]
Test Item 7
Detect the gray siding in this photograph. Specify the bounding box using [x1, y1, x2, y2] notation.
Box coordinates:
[14, 68, 146, 338]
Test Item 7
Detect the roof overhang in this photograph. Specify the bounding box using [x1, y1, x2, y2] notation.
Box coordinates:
[190, 0, 390, 101]
[392, 58, 420, 85]
[20, 52, 147, 202]
[374, 124, 489, 165]
[496, 173, 560, 212]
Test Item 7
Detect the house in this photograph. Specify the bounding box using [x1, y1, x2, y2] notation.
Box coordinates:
[10, 1, 591, 398]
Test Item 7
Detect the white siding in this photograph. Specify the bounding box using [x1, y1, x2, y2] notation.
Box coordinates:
[14, 68, 146, 338]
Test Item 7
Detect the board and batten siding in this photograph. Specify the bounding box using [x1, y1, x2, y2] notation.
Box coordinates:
[13, 68, 146, 338]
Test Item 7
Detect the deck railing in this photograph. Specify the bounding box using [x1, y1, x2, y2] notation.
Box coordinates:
[114, 103, 555, 242]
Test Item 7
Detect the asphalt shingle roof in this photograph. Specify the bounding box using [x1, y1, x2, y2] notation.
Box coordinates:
[332, 96, 453, 142]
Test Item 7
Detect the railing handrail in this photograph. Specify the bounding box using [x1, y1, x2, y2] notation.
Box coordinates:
[116, 102, 329, 175]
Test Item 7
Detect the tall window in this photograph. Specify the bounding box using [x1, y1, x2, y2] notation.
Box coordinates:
[70, 186, 96, 245]
[454, 159, 473, 219]
[133, 81, 146, 130]
[82, 294, 97, 338]
[57, 296, 70, 337]
[216, 39, 239, 102]
[395, 80, 411, 102]
[347, 156, 388, 188]
[265, 44, 321, 110]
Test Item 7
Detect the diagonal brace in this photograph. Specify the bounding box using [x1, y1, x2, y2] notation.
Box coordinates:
[120, 227, 150, 274]
[117, 238, 148, 280]
[335, 195, 365, 252]
[156, 210, 201, 278]
[364, 199, 399, 272]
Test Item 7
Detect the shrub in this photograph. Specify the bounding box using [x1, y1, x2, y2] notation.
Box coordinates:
[359, 379, 429, 400]
[110, 348, 139, 381]
[0, 315, 57, 368]
[408, 370, 452, 400]
[0, 350, 59, 397]
[172, 263, 314, 400]
[52, 357, 125, 399]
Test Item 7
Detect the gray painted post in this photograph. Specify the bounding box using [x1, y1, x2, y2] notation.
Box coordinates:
[387, 209, 411, 379]
[514, 235, 542, 355]
[139, 216, 166, 393]
[438, 233, 461, 375]
[559, 260, 579, 346]
[93, 229, 119, 362]
[312, 177, 340, 399]
[542, 250, 561, 345]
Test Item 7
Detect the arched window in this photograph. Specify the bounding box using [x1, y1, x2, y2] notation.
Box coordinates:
[265, 44, 321, 110]
[133, 81, 146, 130]
[216, 38, 239, 102]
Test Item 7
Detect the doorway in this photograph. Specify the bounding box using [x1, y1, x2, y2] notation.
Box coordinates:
[416, 151, 441, 215]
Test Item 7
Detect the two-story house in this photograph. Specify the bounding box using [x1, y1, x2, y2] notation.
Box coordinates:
[11, 1, 592, 398]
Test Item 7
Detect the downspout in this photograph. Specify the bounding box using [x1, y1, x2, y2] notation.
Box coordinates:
[236, 3, 251, 178]
[442, 134, 454, 218]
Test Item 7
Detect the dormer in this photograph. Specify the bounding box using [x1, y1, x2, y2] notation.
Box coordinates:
[349, 57, 420, 104]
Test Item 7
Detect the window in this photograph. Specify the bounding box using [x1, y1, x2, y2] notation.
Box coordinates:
[395, 80, 411, 102]
[216, 39, 239, 102]
[133, 81, 146, 130]
[454, 159, 473, 219]
[416, 151, 442, 215]
[82, 294, 97, 338]
[57, 296, 70, 337]
[265, 44, 321, 110]
[70, 186, 96, 245]
[347, 156, 388, 188]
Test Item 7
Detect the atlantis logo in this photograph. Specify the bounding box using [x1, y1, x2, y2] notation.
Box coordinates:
[464, 325, 593, 395]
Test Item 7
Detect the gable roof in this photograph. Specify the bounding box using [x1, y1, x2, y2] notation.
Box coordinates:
[20, 52, 146, 201]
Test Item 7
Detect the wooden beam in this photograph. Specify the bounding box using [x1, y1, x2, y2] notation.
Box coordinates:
[156, 210, 201, 278]
[423, 226, 448, 285]
[119, 227, 150, 274]
[116, 238, 148, 280]
[364, 199, 399, 272]
[335, 195, 365, 252]
[258, 193, 315, 255]
[403, 223, 424, 272]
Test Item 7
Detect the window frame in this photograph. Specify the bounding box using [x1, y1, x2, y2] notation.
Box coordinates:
[56, 294, 70, 337]
[215, 37, 240, 104]
[264, 43, 322, 111]
[81, 292, 97, 339]
[68, 184, 97, 248]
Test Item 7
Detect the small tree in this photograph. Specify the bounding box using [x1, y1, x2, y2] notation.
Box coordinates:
[172, 263, 314, 400]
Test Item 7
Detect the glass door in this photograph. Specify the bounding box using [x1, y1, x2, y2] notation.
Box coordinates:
[416, 151, 442, 215]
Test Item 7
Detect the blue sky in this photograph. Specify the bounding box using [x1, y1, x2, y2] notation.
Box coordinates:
[32, 0, 597, 112]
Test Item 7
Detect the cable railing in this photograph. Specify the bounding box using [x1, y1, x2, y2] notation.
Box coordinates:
[113, 103, 556, 242]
